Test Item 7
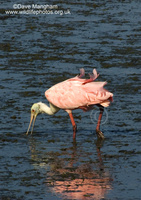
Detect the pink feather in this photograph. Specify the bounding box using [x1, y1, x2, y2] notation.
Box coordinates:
[45, 69, 113, 111]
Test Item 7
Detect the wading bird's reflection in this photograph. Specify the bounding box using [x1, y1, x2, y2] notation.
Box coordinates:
[29, 138, 112, 200]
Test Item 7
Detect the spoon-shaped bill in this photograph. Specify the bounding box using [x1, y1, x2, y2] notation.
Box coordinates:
[26, 113, 37, 135]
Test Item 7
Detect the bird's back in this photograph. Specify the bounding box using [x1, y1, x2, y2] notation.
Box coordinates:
[45, 69, 113, 111]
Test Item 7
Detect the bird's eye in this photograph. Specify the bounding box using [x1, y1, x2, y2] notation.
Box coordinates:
[32, 109, 35, 112]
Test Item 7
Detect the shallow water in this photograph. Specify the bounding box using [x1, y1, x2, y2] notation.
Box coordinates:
[0, 1, 141, 200]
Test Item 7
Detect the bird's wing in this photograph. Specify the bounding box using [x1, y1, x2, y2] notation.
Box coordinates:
[82, 81, 113, 107]
[45, 78, 113, 110]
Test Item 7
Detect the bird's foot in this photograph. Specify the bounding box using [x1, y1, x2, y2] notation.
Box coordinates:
[96, 129, 105, 139]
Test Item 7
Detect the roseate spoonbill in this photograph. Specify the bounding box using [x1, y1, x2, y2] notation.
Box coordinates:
[26, 69, 113, 139]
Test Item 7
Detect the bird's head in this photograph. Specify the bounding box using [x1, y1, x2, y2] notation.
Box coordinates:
[26, 102, 41, 135]
[31, 103, 41, 116]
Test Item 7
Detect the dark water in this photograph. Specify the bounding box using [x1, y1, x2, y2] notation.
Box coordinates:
[0, 1, 141, 199]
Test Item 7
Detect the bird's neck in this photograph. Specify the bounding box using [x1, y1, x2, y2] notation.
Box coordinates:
[38, 102, 60, 115]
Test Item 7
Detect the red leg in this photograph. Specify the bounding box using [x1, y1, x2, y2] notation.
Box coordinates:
[68, 112, 77, 140]
[96, 106, 104, 130]
[96, 106, 105, 139]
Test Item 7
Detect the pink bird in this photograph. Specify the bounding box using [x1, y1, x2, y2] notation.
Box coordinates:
[26, 69, 113, 139]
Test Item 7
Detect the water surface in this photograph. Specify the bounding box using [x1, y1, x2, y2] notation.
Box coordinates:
[0, 0, 141, 199]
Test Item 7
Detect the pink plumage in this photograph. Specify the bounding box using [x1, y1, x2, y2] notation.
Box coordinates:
[27, 68, 113, 139]
[45, 69, 113, 111]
